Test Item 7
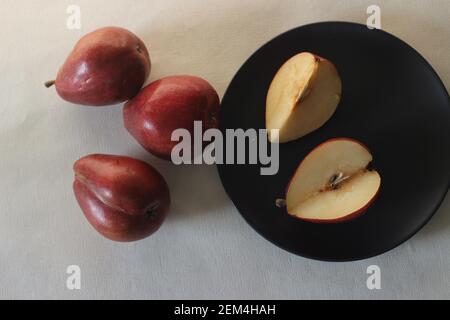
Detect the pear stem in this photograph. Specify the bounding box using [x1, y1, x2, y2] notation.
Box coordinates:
[145, 203, 159, 220]
[45, 80, 56, 88]
[276, 199, 287, 208]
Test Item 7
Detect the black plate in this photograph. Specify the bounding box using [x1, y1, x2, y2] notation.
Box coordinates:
[217, 22, 450, 261]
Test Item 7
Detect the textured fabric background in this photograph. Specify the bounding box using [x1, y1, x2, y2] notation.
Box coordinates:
[0, 0, 449, 299]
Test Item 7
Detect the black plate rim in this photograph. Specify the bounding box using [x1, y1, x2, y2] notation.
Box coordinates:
[217, 21, 450, 262]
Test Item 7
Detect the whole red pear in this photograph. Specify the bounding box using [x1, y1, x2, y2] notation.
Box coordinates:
[73, 154, 170, 242]
[47, 27, 150, 106]
[123, 75, 220, 160]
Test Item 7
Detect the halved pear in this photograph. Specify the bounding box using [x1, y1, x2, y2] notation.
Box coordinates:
[266, 52, 342, 143]
[283, 138, 381, 223]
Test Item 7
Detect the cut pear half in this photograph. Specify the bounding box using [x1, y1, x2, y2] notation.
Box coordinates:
[284, 138, 381, 223]
[266, 52, 342, 143]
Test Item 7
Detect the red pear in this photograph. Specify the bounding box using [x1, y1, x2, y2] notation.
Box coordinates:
[123, 75, 220, 160]
[73, 154, 170, 242]
[282, 138, 381, 223]
[47, 27, 150, 106]
[266, 52, 342, 143]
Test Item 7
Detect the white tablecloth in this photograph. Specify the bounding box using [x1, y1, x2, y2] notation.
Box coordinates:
[0, 0, 449, 299]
